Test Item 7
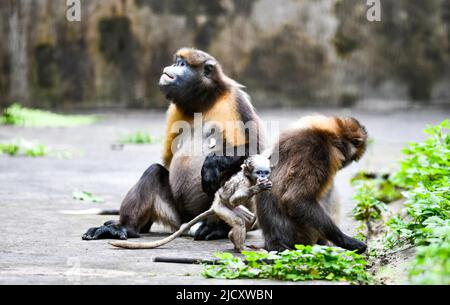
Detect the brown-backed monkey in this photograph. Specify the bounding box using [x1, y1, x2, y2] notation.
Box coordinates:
[202, 115, 368, 253]
[82, 48, 265, 241]
[257, 115, 368, 253]
[109, 155, 272, 251]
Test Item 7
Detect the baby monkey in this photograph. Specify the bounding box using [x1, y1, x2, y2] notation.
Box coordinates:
[110, 155, 272, 251]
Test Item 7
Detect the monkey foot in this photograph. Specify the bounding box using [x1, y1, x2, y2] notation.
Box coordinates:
[193, 221, 229, 240]
[82, 220, 137, 240]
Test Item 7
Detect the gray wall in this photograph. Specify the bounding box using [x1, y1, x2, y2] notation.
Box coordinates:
[0, 0, 449, 110]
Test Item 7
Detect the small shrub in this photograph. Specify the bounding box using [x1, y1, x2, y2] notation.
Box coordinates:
[0, 138, 49, 157]
[202, 245, 371, 284]
[119, 131, 160, 144]
[352, 182, 388, 238]
[1, 104, 98, 127]
[351, 172, 403, 203]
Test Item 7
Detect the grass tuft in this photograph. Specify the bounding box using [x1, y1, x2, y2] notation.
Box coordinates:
[1, 104, 98, 127]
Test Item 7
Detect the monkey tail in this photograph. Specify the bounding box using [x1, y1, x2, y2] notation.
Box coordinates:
[109, 210, 215, 249]
[59, 208, 119, 215]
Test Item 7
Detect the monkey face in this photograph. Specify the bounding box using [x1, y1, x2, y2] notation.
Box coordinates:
[340, 118, 368, 164]
[253, 167, 271, 181]
[159, 48, 227, 114]
[159, 56, 201, 98]
[244, 155, 271, 182]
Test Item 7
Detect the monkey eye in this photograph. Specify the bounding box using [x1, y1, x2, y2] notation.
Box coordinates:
[175, 58, 186, 67]
[351, 139, 362, 146]
[204, 64, 214, 76]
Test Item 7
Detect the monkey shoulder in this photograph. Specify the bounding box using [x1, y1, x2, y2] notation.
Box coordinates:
[218, 172, 249, 197]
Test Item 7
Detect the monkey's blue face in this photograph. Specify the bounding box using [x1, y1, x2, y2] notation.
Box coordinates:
[158, 50, 226, 114]
[247, 155, 271, 181]
[159, 57, 198, 93]
[253, 166, 271, 181]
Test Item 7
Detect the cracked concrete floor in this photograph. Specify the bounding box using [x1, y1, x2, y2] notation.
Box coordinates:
[0, 107, 448, 284]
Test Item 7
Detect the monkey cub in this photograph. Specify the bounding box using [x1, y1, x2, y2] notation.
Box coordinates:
[110, 155, 272, 251]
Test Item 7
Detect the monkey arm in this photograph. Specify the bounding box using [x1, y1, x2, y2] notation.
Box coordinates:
[229, 180, 271, 206]
[109, 209, 215, 249]
[201, 153, 246, 196]
[229, 189, 257, 206]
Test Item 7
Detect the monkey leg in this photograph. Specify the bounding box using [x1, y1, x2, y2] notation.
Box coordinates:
[228, 225, 246, 252]
[82, 164, 181, 240]
[288, 200, 367, 254]
[212, 201, 247, 252]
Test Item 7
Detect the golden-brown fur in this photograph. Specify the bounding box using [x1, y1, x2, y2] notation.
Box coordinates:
[256, 115, 368, 253]
[162, 104, 192, 167]
[82, 48, 265, 242]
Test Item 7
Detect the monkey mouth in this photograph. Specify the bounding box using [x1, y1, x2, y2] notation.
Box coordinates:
[162, 72, 175, 80]
[159, 72, 176, 88]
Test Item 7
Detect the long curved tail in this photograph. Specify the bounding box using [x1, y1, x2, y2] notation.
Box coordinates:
[59, 208, 119, 215]
[109, 210, 214, 249]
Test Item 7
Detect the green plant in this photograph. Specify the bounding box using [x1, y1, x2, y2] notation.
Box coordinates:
[0, 143, 20, 156]
[202, 245, 371, 284]
[384, 120, 449, 283]
[409, 232, 450, 285]
[72, 191, 104, 203]
[351, 172, 403, 203]
[0, 138, 49, 157]
[349, 121, 449, 284]
[352, 182, 388, 238]
[1, 103, 98, 127]
[386, 120, 449, 247]
[391, 120, 450, 190]
[119, 131, 159, 144]
[0, 138, 77, 159]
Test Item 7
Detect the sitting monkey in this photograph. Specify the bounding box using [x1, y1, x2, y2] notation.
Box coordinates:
[110, 155, 272, 251]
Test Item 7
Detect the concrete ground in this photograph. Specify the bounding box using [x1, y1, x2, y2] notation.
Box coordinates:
[0, 107, 448, 284]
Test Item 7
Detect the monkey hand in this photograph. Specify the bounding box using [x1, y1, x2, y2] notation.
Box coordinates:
[201, 155, 221, 196]
[342, 235, 367, 254]
[256, 178, 272, 191]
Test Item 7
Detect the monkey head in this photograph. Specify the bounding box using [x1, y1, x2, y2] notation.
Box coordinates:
[159, 48, 232, 114]
[336, 117, 368, 167]
[242, 155, 271, 183]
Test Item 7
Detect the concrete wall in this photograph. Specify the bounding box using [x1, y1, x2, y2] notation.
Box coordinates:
[0, 0, 449, 109]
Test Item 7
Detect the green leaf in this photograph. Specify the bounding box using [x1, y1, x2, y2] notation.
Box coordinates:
[1, 103, 98, 127]
[72, 190, 104, 203]
[202, 245, 371, 284]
